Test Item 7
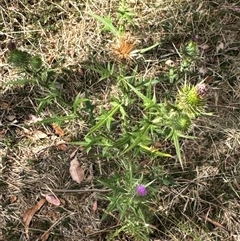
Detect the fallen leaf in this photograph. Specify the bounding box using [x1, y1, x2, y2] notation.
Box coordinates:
[10, 195, 18, 203]
[165, 59, 175, 67]
[6, 115, 16, 122]
[216, 42, 224, 53]
[28, 114, 43, 123]
[23, 198, 46, 239]
[0, 129, 7, 138]
[92, 201, 98, 213]
[199, 43, 210, 50]
[40, 230, 50, 241]
[45, 194, 61, 206]
[32, 130, 48, 140]
[47, 210, 58, 221]
[56, 143, 68, 151]
[69, 157, 85, 184]
[52, 124, 64, 137]
[0, 102, 11, 110]
[70, 148, 79, 159]
[77, 66, 84, 77]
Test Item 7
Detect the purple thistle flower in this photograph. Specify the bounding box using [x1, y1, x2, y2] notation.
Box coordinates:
[196, 83, 210, 98]
[136, 184, 147, 196]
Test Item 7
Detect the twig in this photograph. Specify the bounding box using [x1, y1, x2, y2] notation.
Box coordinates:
[199, 214, 228, 232]
[52, 188, 111, 193]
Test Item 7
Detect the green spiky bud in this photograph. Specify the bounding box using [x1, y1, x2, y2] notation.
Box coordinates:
[8, 49, 31, 68]
[176, 84, 205, 118]
[30, 55, 42, 70]
[170, 113, 191, 132]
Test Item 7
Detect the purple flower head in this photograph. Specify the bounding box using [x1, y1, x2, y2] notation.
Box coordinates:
[136, 184, 147, 196]
[196, 83, 210, 98]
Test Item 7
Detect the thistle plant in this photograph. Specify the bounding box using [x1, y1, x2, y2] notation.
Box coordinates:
[3, 1, 214, 240]
[7, 4, 210, 240]
[99, 160, 157, 241]
[7, 47, 93, 122]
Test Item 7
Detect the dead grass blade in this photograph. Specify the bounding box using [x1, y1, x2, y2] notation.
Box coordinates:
[200, 214, 228, 232]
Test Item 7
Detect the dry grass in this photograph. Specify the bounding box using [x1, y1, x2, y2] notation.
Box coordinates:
[1, 0, 240, 240]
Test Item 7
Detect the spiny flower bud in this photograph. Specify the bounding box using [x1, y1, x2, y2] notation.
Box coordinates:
[170, 113, 191, 132]
[8, 49, 31, 69]
[176, 84, 205, 118]
[30, 55, 42, 70]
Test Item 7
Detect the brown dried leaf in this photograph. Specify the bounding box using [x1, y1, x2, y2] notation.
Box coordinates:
[77, 66, 84, 77]
[47, 210, 58, 221]
[52, 124, 64, 137]
[59, 198, 66, 206]
[70, 148, 79, 159]
[0, 102, 11, 110]
[0, 129, 7, 138]
[45, 194, 61, 206]
[56, 143, 68, 151]
[69, 157, 85, 184]
[10, 195, 18, 203]
[40, 230, 50, 241]
[23, 198, 46, 239]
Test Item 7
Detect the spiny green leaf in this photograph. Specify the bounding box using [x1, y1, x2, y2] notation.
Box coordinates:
[121, 123, 150, 155]
[122, 79, 155, 107]
[89, 12, 120, 37]
[86, 103, 121, 136]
